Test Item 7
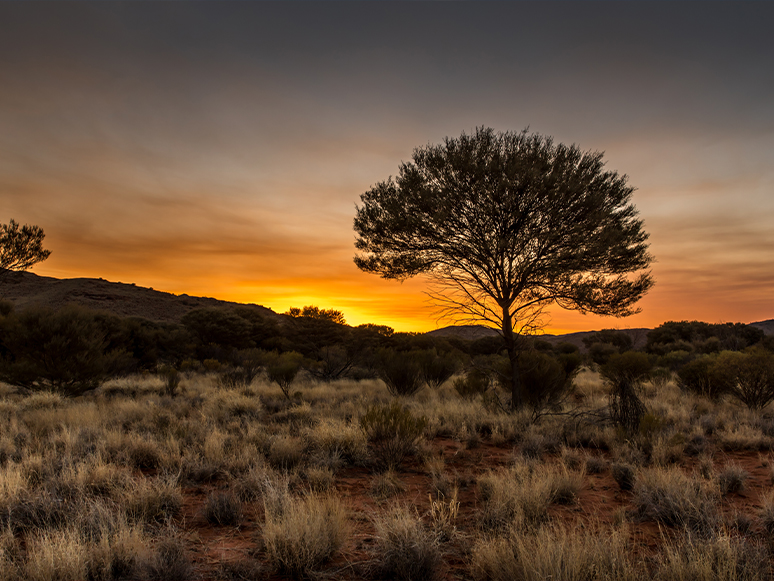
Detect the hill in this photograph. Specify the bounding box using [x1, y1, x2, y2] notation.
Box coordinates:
[751, 319, 774, 336]
[0, 270, 279, 323]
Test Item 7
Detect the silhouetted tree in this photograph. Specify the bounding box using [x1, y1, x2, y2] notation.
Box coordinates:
[0, 219, 51, 274]
[354, 127, 653, 409]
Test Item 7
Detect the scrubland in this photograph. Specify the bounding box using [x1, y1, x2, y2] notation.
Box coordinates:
[2, 369, 774, 580]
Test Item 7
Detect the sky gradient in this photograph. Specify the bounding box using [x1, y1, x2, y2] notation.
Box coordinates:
[1, 2, 772, 333]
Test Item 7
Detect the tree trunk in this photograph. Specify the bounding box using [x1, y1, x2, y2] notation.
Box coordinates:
[501, 306, 524, 410]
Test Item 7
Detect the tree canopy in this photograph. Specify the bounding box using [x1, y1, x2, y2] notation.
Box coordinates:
[0, 219, 51, 273]
[354, 127, 653, 408]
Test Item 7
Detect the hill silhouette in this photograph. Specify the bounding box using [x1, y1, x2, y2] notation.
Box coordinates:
[2, 271, 771, 343]
[0, 270, 279, 323]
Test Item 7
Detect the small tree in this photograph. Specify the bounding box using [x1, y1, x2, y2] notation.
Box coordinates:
[354, 127, 653, 410]
[0, 219, 51, 275]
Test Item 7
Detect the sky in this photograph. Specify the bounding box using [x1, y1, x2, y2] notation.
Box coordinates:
[1, 1, 772, 334]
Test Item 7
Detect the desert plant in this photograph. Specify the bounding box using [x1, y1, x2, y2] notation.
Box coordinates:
[417, 349, 461, 389]
[370, 469, 406, 500]
[377, 349, 425, 397]
[611, 462, 636, 491]
[470, 524, 639, 581]
[602, 351, 652, 433]
[0, 305, 122, 395]
[360, 401, 428, 469]
[453, 368, 491, 400]
[633, 466, 720, 536]
[717, 463, 749, 496]
[265, 351, 304, 399]
[371, 504, 442, 580]
[204, 491, 243, 526]
[263, 493, 348, 577]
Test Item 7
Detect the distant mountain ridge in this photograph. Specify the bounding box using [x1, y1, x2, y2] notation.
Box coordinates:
[0, 270, 279, 323]
[2, 271, 771, 343]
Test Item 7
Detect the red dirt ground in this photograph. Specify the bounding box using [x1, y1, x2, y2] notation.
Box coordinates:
[175, 438, 774, 580]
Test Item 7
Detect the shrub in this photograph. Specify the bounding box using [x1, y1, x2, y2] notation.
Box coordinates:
[378, 349, 425, 396]
[371, 505, 442, 581]
[360, 402, 428, 469]
[728, 350, 774, 410]
[0, 305, 121, 395]
[717, 464, 749, 496]
[417, 349, 460, 389]
[204, 491, 243, 526]
[265, 351, 304, 399]
[263, 493, 348, 577]
[453, 369, 490, 400]
[602, 351, 652, 433]
[370, 469, 406, 500]
[471, 524, 638, 581]
[633, 467, 720, 536]
[518, 350, 577, 410]
[654, 533, 770, 581]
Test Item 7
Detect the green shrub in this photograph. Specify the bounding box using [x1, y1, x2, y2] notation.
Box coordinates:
[453, 369, 490, 400]
[0, 305, 122, 395]
[602, 351, 652, 432]
[727, 350, 774, 410]
[417, 349, 460, 389]
[360, 402, 427, 469]
[378, 349, 425, 396]
[265, 351, 304, 399]
[518, 350, 578, 410]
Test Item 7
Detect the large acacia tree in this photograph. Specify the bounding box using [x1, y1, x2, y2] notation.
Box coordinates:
[354, 128, 653, 409]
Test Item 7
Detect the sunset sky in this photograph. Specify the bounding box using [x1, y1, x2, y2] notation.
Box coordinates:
[1, 2, 772, 333]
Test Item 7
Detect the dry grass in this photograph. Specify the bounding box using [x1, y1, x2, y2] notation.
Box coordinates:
[262, 492, 349, 577]
[371, 504, 443, 580]
[2, 369, 774, 578]
[471, 524, 640, 581]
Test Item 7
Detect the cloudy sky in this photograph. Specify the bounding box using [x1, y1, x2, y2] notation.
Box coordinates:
[1, 2, 772, 333]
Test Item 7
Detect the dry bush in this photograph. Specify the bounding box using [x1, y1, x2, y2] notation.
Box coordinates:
[268, 435, 305, 470]
[470, 524, 640, 581]
[204, 491, 243, 527]
[24, 527, 89, 581]
[262, 493, 348, 577]
[654, 532, 770, 581]
[611, 462, 636, 491]
[361, 401, 428, 470]
[717, 463, 749, 496]
[758, 491, 774, 535]
[123, 476, 182, 525]
[633, 466, 720, 535]
[145, 535, 195, 581]
[370, 469, 406, 500]
[371, 504, 443, 580]
[305, 418, 369, 467]
[477, 460, 580, 532]
[303, 467, 336, 493]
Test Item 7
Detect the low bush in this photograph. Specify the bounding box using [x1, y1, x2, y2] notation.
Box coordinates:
[602, 351, 652, 433]
[204, 491, 243, 526]
[263, 493, 348, 577]
[633, 466, 720, 536]
[378, 349, 425, 397]
[471, 524, 639, 581]
[361, 401, 427, 469]
[371, 504, 442, 580]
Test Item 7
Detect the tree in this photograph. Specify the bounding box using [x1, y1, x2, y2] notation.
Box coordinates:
[353, 127, 653, 409]
[0, 219, 51, 273]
